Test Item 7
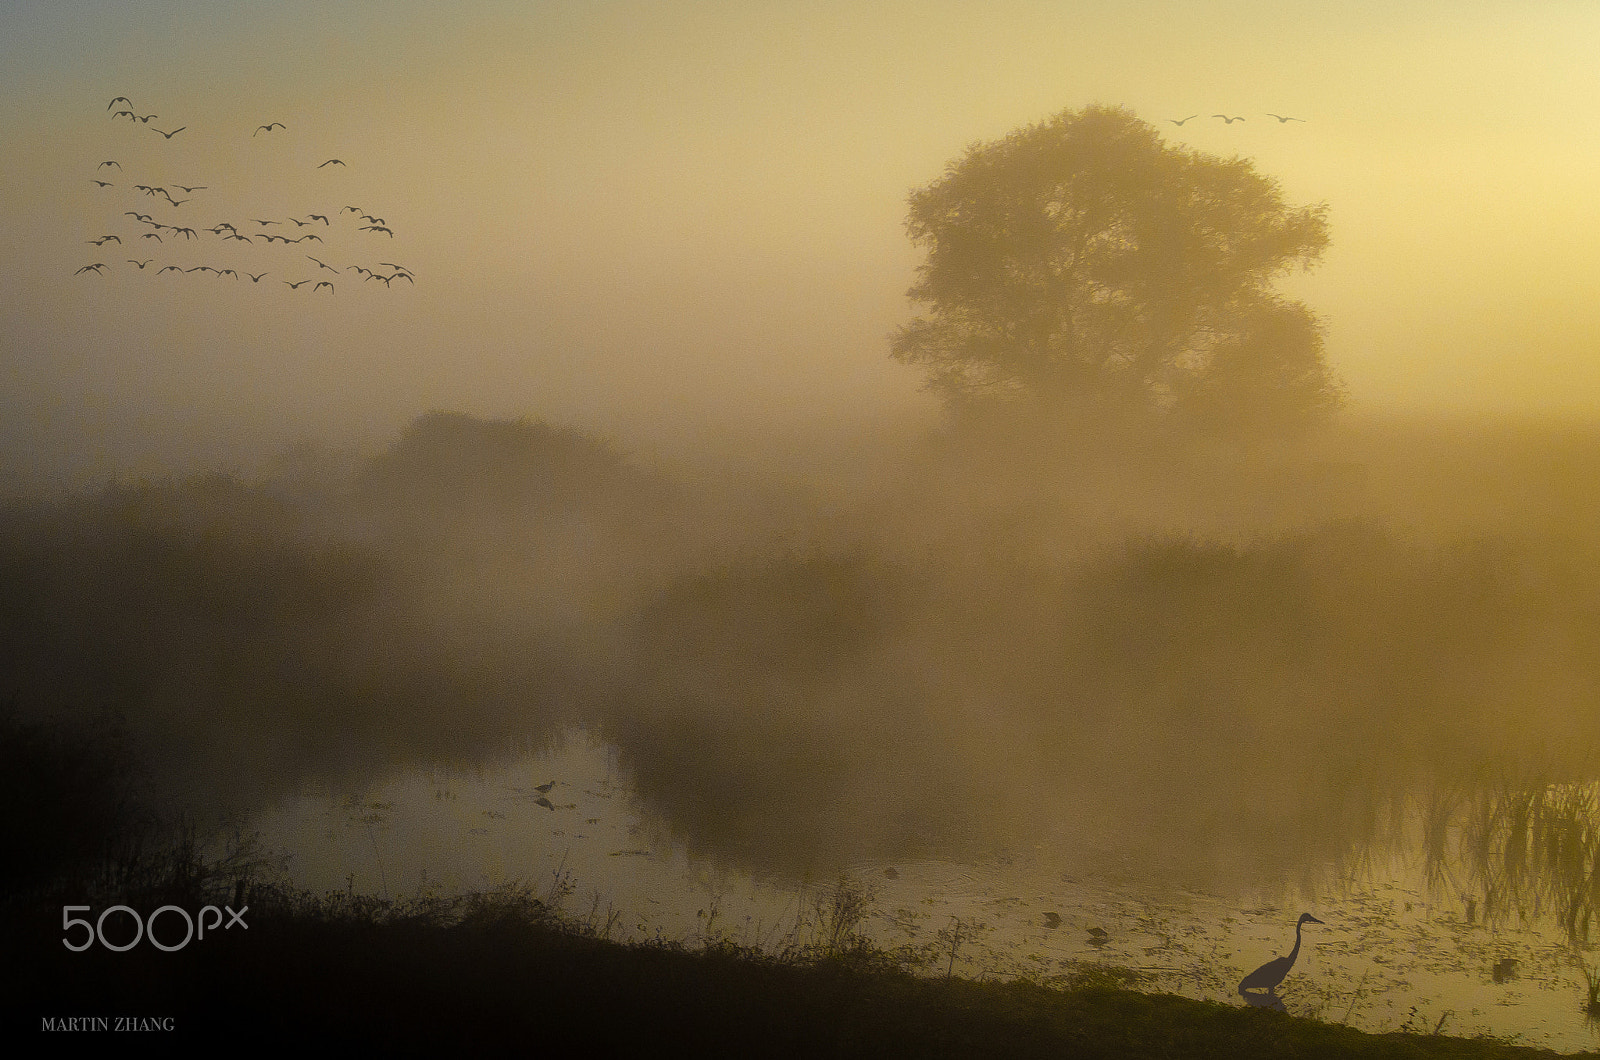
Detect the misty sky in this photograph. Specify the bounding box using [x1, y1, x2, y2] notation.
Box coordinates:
[4, 0, 1598, 486]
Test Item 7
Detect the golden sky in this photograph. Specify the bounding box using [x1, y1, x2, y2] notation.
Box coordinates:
[3, 0, 1598, 483]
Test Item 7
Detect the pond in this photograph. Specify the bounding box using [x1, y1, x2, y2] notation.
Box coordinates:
[247, 733, 1600, 1054]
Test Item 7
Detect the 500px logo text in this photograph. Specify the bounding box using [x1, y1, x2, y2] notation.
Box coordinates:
[62, 903, 248, 952]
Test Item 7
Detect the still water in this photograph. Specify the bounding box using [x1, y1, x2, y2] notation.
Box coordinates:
[248, 732, 1600, 1053]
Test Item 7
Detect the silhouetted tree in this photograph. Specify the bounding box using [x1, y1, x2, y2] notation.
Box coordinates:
[891, 104, 1341, 437]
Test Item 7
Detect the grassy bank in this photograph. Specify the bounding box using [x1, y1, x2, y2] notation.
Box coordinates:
[4, 880, 1590, 1057]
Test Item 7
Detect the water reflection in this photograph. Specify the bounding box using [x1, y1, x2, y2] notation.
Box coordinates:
[248, 735, 1600, 1053]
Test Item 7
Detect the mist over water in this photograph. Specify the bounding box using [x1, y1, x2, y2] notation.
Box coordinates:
[8, 408, 1600, 900]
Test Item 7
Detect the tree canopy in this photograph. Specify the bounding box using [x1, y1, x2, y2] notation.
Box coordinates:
[891, 104, 1342, 437]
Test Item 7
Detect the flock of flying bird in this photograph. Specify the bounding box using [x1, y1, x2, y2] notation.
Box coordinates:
[1168, 113, 1306, 125]
[75, 96, 414, 293]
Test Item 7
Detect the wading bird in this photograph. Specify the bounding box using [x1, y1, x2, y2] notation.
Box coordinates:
[1213, 114, 1245, 123]
[151, 126, 186, 139]
[1239, 913, 1323, 1001]
[254, 122, 286, 136]
[1265, 113, 1305, 123]
[318, 159, 345, 168]
[1168, 115, 1198, 126]
[75, 263, 107, 275]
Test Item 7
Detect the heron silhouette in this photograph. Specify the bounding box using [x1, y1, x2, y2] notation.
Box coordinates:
[1239, 913, 1323, 1005]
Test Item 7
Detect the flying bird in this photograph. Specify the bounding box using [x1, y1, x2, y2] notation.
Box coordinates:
[253, 122, 286, 136]
[97, 161, 121, 170]
[1239, 913, 1324, 1000]
[223, 233, 253, 243]
[347, 266, 372, 277]
[91, 180, 113, 188]
[87, 236, 121, 245]
[307, 256, 338, 273]
[360, 214, 384, 224]
[313, 281, 334, 293]
[140, 233, 163, 242]
[292, 234, 323, 243]
[217, 269, 238, 279]
[387, 271, 415, 284]
[307, 214, 329, 225]
[379, 263, 410, 273]
[341, 205, 363, 213]
[127, 259, 152, 269]
[252, 219, 281, 226]
[171, 227, 197, 240]
[151, 126, 186, 139]
[75, 263, 107, 275]
[285, 280, 311, 289]
[125, 211, 152, 221]
[317, 159, 345, 168]
[1265, 113, 1305, 123]
[158, 265, 184, 274]
[1168, 115, 1199, 126]
[361, 225, 393, 237]
[1213, 114, 1245, 123]
[107, 97, 132, 110]
[133, 113, 157, 123]
[111, 111, 135, 121]
[165, 198, 190, 208]
[173, 185, 207, 193]
[247, 272, 267, 283]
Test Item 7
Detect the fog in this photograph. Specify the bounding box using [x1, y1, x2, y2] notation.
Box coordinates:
[6, 2, 1600, 899]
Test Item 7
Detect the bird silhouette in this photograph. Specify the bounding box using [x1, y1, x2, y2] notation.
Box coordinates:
[361, 225, 394, 237]
[314, 281, 334, 293]
[285, 280, 311, 289]
[107, 97, 132, 111]
[223, 233, 253, 243]
[91, 180, 113, 188]
[1213, 114, 1245, 124]
[171, 227, 197, 240]
[1168, 115, 1199, 126]
[534, 796, 556, 812]
[253, 122, 286, 136]
[247, 272, 267, 283]
[97, 161, 121, 170]
[158, 265, 184, 274]
[140, 233, 163, 242]
[127, 259, 152, 269]
[307, 214, 329, 225]
[75, 263, 107, 275]
[1239, 913, 1323, 1002]
[341, 205, 363, 213]
[125, 211, 152, 222]
[317, 159, 345, 168]
[151, 126, 186, 139]
[1265, 113, 1305, 123]
[166, 198, 191, 208]
[360, 214, 385, 224]
[87, 235, 121, 245]
[173, 184, 207, 193]
[253, 219, 281, 226]
[111, 111, 135, 121]
[308, 256, 339, 273]
[133, 113, 157, 123]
